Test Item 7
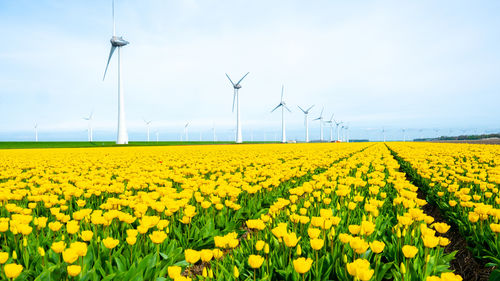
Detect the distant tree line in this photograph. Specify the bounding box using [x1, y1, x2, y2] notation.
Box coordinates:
[413, 133, 500, 142]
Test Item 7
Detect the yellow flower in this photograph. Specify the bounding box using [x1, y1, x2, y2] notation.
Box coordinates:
[126, 236, 137, 245]
[439, 237, 450, 247]
[369, 241, 385, 254]
[426, 276, 441, 281]
[422, 235, 439, 248]
[212, 249, 223, 259]
[0, 252, 9, 264]
[255, 240, 265, 251]
[70, 242, 88, 257]
[48, 221, 63, 232]
[102, 237, 119, 249]
[360, 221, 375, 236]
[81, 230, 93, 242]
[339, 233, 352, 244]
[402, 245, 418, 258]
[149, 231, 168, 244]
[283, 232, 300, 248]
[440, 272, 463, 281]
[293, 257, 313, 274]
[185, 249, 200, 264]
[62, 248, 79, 264]
[66, 220, 80, 234]
[433, 223, 450, 234]
[233, 266, 239, 278]
[310, 238, 324, 250]
[307, 228, 321, 239]
[38, 247, 45, 257]
[349, 237, 369, 254]
[468, 212, 479, 223]
[348, 225, 361, 235]
[51, 241, 66, 254]
[168, 266, 182, 279]
[200, 249, 213, 262]
[490, 223, 500, 233]
[346, 259, 374, 281]
[4, 263, 23, 279]
[67, 265, 81, 277]
[248, 255, 264, 269]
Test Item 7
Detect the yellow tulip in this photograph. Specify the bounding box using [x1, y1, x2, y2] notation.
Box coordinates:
[293, 257, 313, 274]
[67, 265, 81, 277]
[185, 249, 200, 264]
[248, 255, 264, 269]
[4, 263, 23, 279]
[402, 245, 418, 258]
[310, 238, 324, 250]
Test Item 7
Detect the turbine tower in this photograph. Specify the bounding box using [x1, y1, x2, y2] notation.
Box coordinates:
[271, 85, 291, 143]
[212, 122, 217, 142]
[34, 123, 38, 142]
[184, 122, 189, 142]
[382, 128, 386, 142]
[324, 114, 334, 142]
[103, 0, 130, 145]
[313, 107, 325, 141]
[83, 111, 94, 142]
[334, 120, 343, 142]
[226, 72, 249, 143]
[298, 105, 314, 143]
[143, 119, 152, 142]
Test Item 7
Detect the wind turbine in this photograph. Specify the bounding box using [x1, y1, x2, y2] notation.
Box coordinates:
[382, 128, 386, 142]
[402, 128, 406, 142]
[298, 105, 314, 142]
[184, 122, 189, 142]
[334, 120, 343, 142]
[324, 114, 335, 142]
[34, 123, 38, 142]
[212, 122, 217, 142]
[313, 107, 325, 141]
[103, 0, 130, 145]
[226, 72, 249, 143]
[271, 85, 291, 143]
[143, 119, 152, 142]
[83, 111, 94, 142]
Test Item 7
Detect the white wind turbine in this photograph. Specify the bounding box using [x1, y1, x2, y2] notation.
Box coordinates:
[34, 123, 38, 142]
[297, 105, 314, 143]
[184, 122, 189, 142]
[382, 128, 386, 142]
[212, 122, 217, 142]
[334, 120, 343, 142]
[143, 119, 152, 142]
[313, 107, 325, 141]
[324, 114, 335, 142]
[83, 111, 94, 142]
[271, 85, 291, 143]
[226, 72, 249, 143]
[103, 0, 129, 145]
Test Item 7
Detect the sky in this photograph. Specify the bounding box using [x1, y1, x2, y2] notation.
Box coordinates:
[1, 0, 499, 141]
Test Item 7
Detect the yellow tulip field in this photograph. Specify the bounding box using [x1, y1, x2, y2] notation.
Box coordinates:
[0, 143, 498, 280]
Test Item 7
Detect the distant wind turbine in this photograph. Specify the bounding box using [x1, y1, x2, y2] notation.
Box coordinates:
[212, 122, 217, 142]
[34, 123, 38, 142]
[334, 120, 343, 142]
[143, 119, 152, 142]
[184, 122, 189, 142]
[402, 128, 406, 142]
[324, 114, 335, 142]
[103, 0, 130, 145]
[382, 128, 386, 142]
[226, 72, 249, 143]
[83, 111, 94, 142]
[313, 107, 325, 141]
[271, 85, 291, 143]
[298, 105, 314, 142]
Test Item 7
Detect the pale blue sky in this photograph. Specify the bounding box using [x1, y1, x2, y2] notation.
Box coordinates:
[0, 0, 499, 141]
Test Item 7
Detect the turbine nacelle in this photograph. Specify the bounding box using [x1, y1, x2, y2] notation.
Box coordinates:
[110, 36, 129, 47]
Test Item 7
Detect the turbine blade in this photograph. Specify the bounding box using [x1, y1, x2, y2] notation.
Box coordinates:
[330, 114, 334, 121]
[225, 73, 236, 87]
[236, 72, 249, 85]
[297, 105, 306, 113]
[112, 0, 115, 36]
[285, 105, 291, 112]
[271, 104, 281, 113]
[103, 46, 117, 80]
[320, 107, 324, 117]
[307, 105, 314, 112]
[281, 85, 284, 102]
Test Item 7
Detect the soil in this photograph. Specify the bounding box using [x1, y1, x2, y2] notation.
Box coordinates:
[417, 188, 493, 281]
